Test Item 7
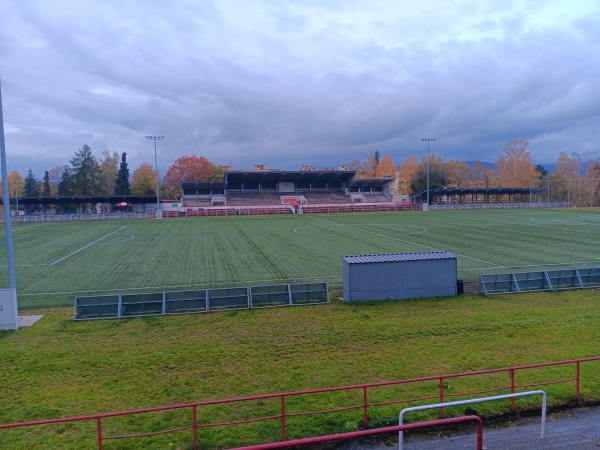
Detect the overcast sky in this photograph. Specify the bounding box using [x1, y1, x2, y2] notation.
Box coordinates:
[1, 0, 599, 178]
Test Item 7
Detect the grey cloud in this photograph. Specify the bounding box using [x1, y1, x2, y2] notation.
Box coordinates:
[1, 0, 599, 180]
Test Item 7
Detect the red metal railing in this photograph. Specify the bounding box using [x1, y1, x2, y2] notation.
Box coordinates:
[1, 357, 598, 449]
[230, 416, 483, 449]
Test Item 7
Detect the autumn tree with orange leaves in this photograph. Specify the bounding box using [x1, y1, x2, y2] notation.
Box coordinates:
[397, 156, 419, 194]
[131, 162, 157, 196]
[161, 155, 223, 200]
[446, 160, 470, 188]
[496, 139, 539, 187]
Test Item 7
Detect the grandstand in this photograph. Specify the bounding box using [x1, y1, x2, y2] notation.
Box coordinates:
[176, 169, 400, 216]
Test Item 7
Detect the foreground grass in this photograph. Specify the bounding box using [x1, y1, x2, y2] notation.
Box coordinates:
[0, 289, 599, 448]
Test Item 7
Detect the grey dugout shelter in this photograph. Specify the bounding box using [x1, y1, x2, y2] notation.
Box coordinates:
[342, 251, 457, 302]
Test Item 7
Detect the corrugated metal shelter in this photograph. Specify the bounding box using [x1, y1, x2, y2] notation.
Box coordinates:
[342, 251, 457, 302]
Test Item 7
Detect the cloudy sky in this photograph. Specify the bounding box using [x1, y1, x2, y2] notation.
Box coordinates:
[1, 0, 599, 178]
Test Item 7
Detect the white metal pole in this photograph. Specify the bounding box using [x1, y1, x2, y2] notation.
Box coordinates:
[146, 136, 164, 219]
[0, 77, 17, 289]
[421, 138, 435, 209]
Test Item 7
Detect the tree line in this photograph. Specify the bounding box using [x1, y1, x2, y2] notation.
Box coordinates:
[351, 140, 600, 206]
[0, 145, 224, 202]
[2, 139, 599, 207]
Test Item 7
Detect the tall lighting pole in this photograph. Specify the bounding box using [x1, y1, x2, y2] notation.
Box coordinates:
[421, 138, 435, 210]
[145, 136, 164, 219]
[0, 77, 16, 289]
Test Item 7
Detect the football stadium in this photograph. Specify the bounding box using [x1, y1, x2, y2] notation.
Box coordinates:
[1, 173, 599, 448]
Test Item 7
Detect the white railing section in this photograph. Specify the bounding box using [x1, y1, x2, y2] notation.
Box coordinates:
[398, 390, 547, 450]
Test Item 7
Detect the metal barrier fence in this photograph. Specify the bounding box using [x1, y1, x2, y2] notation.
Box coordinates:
[1, 212, 153, 223]
[0, 357, 597, 449]
[430, 202, 572, 210]
[479, 267, 600, 295]
[73, 282, 329, 320]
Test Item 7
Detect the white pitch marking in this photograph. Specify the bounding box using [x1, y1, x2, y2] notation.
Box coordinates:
[530, 218, 599, 226]
[579, 214, 600, 219]
[308, 216, 503, 268]
[49, 226, 128, 266]
[0, 233, 135, 268]
[19, 275, 342, 297]
[0, 235, 30, 245]
[91, 234, 135, 246]
[293, 224, 427, 237]
[0, 224, 44, 236]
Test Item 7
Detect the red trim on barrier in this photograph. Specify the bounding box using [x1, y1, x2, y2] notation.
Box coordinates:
[228, 416, 484, 450]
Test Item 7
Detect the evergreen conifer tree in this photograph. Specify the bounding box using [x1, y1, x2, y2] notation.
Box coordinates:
[42, 170, 51, 196]
[23, 167, 39, 197]
[115, 152, 131, 195]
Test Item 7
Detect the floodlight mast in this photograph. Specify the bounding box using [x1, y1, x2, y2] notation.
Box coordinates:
[421, 138, 435, 210]
[145, 136, 164, 219]
[0, 76, 16, 289]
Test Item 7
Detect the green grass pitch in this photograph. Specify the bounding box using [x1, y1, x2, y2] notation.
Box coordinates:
[3, 208, 600, 309]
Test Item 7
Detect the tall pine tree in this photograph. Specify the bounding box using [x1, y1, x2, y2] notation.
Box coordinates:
[114, 152, 131, 195]
[42, 170, 52, 196]
[23, 167, 39, 214]
[23, 167, 39, 197]
[70, 144, 101, 196]
[58, 168, 74, 196]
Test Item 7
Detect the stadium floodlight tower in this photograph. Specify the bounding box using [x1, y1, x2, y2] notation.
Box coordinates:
[0, 76, 19, 330]
[145, 136, 164, 219]
[421, 138, 435, 211]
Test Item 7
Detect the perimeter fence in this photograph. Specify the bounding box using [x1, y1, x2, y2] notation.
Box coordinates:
[479, 267, 600, 295]
[0, 357, 598, 449]
[74, 282, 329, 320]
[430, 202, 572, 210]
[1, 212, 153, 223]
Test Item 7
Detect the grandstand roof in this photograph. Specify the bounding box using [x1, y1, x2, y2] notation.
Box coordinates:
[350, 178, 394, 188]
[224, 170, 356, 185]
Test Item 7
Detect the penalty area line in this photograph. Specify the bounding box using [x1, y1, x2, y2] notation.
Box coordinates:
[49, 226, 128, 266]
[308, 216, 503, 268]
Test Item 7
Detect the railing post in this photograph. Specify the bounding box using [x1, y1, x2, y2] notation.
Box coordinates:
[193, 405, 198, 450]
[439, 378, 445, 417]
[510, 369, 516, 409]
[96, 417, 103, 450]
[576, 361, 581, 401]
[363, 387, 369, 427]
[281, 395, 286, 441]
[476, 417, 483, 450]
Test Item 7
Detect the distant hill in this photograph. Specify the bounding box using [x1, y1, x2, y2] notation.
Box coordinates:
[463, 162, 567, 174]
[454, 162, 592, 175]
[464, 161, 497, 170]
